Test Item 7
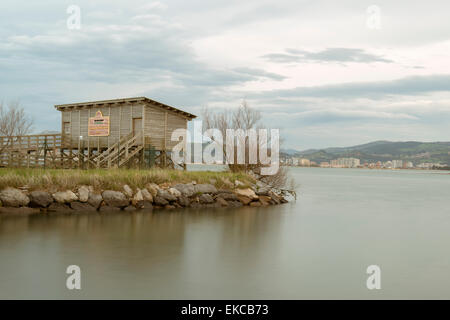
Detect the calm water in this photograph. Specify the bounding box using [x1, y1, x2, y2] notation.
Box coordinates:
[1, 168, 450, 299]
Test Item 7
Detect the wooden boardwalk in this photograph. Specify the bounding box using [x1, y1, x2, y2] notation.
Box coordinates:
[0, 132, 176, 169]
[0, 134, 66, 168]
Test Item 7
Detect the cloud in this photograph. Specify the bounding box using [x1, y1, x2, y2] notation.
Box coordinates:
[232, 67, 287, 81]
[261, 53, 301, 63]
[263, 48, 393, 64]
[252, 74, 450, 100]
[1, 0, 450, 150]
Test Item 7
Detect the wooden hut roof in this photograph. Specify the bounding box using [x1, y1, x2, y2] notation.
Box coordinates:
[54, 97, 197, 119]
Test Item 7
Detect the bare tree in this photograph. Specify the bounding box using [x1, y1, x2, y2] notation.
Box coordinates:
[0, 101, 34, 152]
[202, 100, 292, 190]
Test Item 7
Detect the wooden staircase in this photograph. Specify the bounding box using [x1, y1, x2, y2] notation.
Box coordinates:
[93, 131, 144, 168]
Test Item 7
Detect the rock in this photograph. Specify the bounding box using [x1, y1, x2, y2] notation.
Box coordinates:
[235, 180, 245, 187]
[199, 193, 214, 204]
[157, 189, 177, 202]
[206, 202, 221, 208]
[256, 180, 267, 188]
[132, 189, 144, 208]
[221, 178, 234, 188]
[77, 186, 90, 202]
[249, 170, 261, 180]
[194, 184, 217, 194]
[237, 195, 252, 205]
[123, 185, 133, 198]
[168, 187, 181, 197]
[234, 188, 258, 200]
[48, 202, 72, 212]
[165, 205, 176, 209]
[154, 196, 169, 206]
[177, 196, 190, 207]
[102, 190, 129, 208]
[70, 201, 97, 212]
[88, 193, 103, 209]
[52, 190, 78, 204]
[173, 183, 196, 197]
[216, 192, 238, 201]
[250, 201, 262, 207]
[256, 187, 271, 196]
[268, 191, 281, 204]
[217, 189, 232, 194]
[256, 181, 271, 195]
[228, 201, 243, 208]
[159, 182, 171, 189]
[141, 201, 153, 210]
[0, 207, 40, 215]
[99, 205, 121, 212]
[141, 188, 153, 202]
[189, 202, 203, 208]
[29, 191, 53, 208]
[216, 197, 229, 207]
[124, 205, 137, 211]
[0, 187, 30, 207]
[145, 183, 159, 198]
[258, 195, 272, 206]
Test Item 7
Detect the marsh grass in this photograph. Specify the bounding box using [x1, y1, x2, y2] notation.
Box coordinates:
[0, 168, 254, 192]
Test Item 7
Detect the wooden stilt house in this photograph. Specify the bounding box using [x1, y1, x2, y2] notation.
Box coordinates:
[0, 97, 196, 169]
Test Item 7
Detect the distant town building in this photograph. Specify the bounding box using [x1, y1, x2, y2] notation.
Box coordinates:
[330, 157, 360, 168]
[299, 158, 311, 166]
[392, 160, 403, 169]
[417, 162, 447, 169]
[383, 161, 393, 169]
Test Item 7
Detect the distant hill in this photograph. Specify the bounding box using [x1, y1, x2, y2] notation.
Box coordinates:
[288, 141, 450, 165]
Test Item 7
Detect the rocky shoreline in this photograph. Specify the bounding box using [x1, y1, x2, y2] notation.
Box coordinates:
[0, 179, 291, 215]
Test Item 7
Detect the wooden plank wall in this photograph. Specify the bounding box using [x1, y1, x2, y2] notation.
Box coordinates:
[60, 101, 188, 152]
[166, 112, 188, 150]
[145, 104, 165, 150]
[61, 103, 146, 150]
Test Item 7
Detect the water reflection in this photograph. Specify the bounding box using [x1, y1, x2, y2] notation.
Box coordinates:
[0, 206, 283, 299]
[1, 168, 450, 299]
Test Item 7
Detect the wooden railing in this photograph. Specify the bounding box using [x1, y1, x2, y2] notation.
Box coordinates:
[0, 131, 146, 169]
[0, 134, 63, 152]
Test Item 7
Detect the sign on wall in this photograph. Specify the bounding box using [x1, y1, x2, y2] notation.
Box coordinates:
[88, 110, 110, 136]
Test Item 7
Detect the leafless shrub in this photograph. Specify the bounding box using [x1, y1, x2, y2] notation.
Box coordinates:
[202, 100, 293, 190]
[0, 101, 34, 152]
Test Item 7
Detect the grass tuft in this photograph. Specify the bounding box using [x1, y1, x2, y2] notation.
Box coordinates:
[0, 168, 255, 192]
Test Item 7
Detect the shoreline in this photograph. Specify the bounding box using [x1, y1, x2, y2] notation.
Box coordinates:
[0, 170, 290, 215]
[282, 165, 450, 171]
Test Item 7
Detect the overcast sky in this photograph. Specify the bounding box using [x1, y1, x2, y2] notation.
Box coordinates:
[1, 0, 450, 150]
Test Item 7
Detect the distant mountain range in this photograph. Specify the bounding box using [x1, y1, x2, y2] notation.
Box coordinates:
[282, 141, 450, 165]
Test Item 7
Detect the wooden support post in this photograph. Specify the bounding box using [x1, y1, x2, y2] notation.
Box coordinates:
[97, 137, 100, 168]
[141, 130, 145, 169]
